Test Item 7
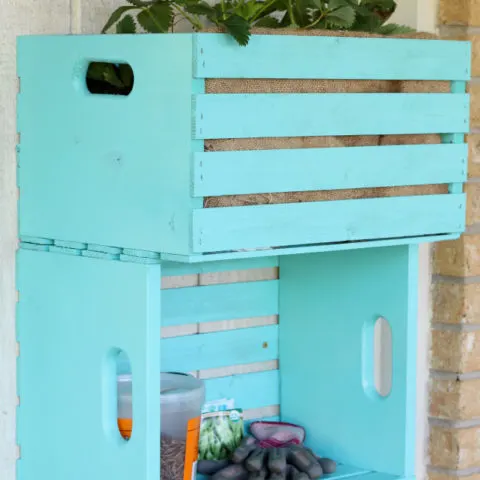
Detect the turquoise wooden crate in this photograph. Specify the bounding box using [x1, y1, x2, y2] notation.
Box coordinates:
[16, 34, 470, 262]
[17, 245, 419, 480]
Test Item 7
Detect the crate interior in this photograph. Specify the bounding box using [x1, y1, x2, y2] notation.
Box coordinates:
[158, 248, 416, 480]
[16, 245, 417, 480]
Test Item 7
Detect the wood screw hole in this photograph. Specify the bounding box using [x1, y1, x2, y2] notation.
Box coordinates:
[262, 342, 268, 349]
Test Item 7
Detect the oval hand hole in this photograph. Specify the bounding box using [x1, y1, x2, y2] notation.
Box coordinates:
[86, 62, 134, 96]
[102, 348, 133, 443]
[117, 350, 133, 441]
[374, 317, 392, 397]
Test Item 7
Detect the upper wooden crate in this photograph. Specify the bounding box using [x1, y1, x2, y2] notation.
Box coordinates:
[17, 33, 471, 261]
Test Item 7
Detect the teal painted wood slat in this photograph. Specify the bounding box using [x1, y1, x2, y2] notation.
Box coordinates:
[444, 81, 468, 194]
[194, 34, 471, 81]
[204, 370, 279, 410]
[20, 236, 53, 245]
[161, 325, 278, 372]
[279, 246, 419, 476]
[17, 34, 196, 255]
[48, 245, 82, 256]
[192, 194, 465, 252]
[319, 465, 371, 480]
[193, 94, 469, 139]
[54, 239, 87, 249]
[88, 244, 123, 255]
[160, 233, 460, 263]
[82, 250, 120, 261]
[162, 256, 279, 276]
[198, 465, 374, 480]
[162, 280, 279, 326]
[16, 250, 161, 480]
[193, 144, 467, 196]
[19, 242, 49, 252]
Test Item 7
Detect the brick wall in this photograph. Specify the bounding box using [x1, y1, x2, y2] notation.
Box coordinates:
[430, 2, 480, 479]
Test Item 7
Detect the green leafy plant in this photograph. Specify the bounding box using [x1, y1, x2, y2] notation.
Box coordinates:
[87, 0, 413, 93]
[103, 0, 413, 45]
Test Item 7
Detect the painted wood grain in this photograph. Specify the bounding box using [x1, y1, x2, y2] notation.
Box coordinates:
[162, 280, 279, 326]
[16, 251, 161, 480]
[204, 370, 279, 410]
[161, 325, 278, 372]
[279, 247, 419, 475]
[2, 2, 73, 479]
[193, 144, 467, 196]
[17, 34, 198, 255]
[193, 93, 470, 139]
[194, 34, 471, 81]
[161, 233, 460, 263]
[192, 194, 465, 252]
[162, 257, 279, 276]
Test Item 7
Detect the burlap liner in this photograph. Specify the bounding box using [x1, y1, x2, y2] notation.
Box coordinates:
[202, 29, 450, 208]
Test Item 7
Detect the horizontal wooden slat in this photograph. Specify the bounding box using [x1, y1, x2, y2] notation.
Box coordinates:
[204, 370, 279, 410]
[161, 325, 278, 371]
[193, 94, 469, 139]
[161, 233, 460, 263]
[162, 256, 279, 277]
[162, 280, 278, 326]
[198, 464, 371, 480]
[192, 194, 465, 252]
[194, 34, 471, 81]
[193, 144, 467, 196]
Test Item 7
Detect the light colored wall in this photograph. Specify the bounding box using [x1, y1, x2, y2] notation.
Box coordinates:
[0, 1, 437, 479]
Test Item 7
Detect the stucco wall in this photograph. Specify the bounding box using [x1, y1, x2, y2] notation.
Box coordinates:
[0, 2, 437, 479]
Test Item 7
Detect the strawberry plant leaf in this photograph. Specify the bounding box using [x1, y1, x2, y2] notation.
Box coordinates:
[254, 15, 283, 27]
[102, 6, 138, 33]
[184, 0, 215, 15]
[222, 14, 251, 45]
[101, 0, 405, 45]
[116, 14, 137, 33]
[328, 0, 350, 8]
[325, 5, 355, 28]
[118, 63, 135, 86]
[375, 22, 415, 34]
[137, 3, 173, 32]
[295, 0, 315, 26]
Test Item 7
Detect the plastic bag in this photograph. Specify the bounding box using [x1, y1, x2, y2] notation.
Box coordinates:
[199, 409, 244, 461]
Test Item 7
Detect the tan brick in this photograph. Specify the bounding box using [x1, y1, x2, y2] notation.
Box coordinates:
[433, 283, 480, 324]
[434, 235, 480, 277]
[469, 83, 480, 131]
[469, 135, 480, 178]
[471, 35, 480, 76]
[431, 330, 480, 373]
[439, 0, 480, 26]
[430, 425, 480, 469]
[430, 378, 480, 419]
[467, 183, 480, 225]
[428, 473, 480, 480]
[439, 0, 470, 25]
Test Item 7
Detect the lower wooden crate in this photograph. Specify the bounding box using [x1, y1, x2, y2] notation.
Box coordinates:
[16, 245, 418, 480]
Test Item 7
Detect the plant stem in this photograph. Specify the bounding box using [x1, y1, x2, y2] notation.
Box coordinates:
[250, 0, 278, 22]
[172, 4, 203, 30]
[286, 0, 297, 27]
[304, 9, 327, 28]
[144, 6, 168, 31]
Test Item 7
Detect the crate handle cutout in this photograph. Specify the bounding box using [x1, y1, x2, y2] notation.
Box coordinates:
[103, 347, 131, 443]
[81, 61, 134, 95]
[362, 316, 393, 399]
